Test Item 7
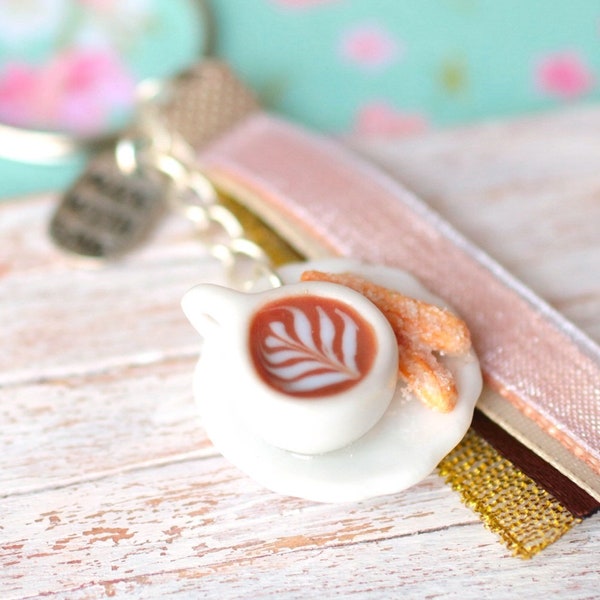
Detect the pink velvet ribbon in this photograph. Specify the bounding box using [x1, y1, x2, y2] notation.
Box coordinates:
[200, 113, 600, 475]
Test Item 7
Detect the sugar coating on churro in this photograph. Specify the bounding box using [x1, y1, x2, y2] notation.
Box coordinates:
[300, 270, 472, 413]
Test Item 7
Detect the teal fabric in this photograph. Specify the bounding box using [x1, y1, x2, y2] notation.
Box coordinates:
[1, 0, 598, 197]
[217, 0, 599, 131]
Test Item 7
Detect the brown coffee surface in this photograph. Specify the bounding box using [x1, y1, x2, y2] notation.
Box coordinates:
[249, 295, 377, 398]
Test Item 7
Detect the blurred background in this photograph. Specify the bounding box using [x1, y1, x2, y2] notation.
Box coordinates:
[0, 0, 598, 197]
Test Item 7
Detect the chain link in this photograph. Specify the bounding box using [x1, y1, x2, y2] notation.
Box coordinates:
[114, 102, 282, 291]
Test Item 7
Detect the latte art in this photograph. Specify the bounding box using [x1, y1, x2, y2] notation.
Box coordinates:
[250, 296, 376, 397]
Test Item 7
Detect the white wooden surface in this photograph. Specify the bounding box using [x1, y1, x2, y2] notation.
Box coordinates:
[2, 107, 600, 598]
[353, 106, 600, 344]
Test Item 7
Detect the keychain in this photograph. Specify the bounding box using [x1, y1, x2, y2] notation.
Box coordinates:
[45, 50, 600, 558]
[49, 60, 260, 263]
[49, 58, 482, 502]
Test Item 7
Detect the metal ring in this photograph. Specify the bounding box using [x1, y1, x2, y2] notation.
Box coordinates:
[199, 204, 245, 243]
[114, 137, 139, 175]
[210, 239, 282, 291]
[0, 0, 214, 164]
[116, 137, 187, 177]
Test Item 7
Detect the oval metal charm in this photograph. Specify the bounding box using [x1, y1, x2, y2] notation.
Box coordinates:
[49, 151, 166, 259]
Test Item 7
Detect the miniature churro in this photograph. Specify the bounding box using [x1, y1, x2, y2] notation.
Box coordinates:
[300, 270, 471, 412]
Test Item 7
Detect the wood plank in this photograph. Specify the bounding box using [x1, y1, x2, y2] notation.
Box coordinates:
[0, 198, 229, 385]
[0, 195, 212, 276]
[1, 259, 201, 385]
[56, 519, 600, 600]
[0, 359, 212, 495]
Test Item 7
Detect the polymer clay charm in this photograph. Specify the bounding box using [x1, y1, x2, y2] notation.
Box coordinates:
[183, 258, 482, 502]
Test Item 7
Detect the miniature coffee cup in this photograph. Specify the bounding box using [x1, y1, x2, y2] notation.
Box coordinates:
[182, 281, 399, 455]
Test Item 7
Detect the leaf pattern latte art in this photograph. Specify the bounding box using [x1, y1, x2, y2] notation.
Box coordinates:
[250, 297, 375, 397]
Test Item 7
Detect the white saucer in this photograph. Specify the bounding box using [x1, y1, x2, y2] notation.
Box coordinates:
[193, 259, 482, 503]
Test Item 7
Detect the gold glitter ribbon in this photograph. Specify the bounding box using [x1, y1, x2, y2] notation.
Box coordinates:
[439, 430, 579, 558]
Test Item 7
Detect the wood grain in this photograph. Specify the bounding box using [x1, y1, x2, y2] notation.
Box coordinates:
[2, 456, 598, 599]
[2, 107, 600, 598]
[1, 359, 211, 496]
[0, 199, 224, 385]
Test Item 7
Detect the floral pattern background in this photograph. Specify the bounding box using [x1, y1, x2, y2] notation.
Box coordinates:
[0, 0, 202, 135]
[0, 0, 599, 195]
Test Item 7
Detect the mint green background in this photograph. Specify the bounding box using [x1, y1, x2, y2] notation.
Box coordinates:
[216, 0, 599, 130]
[1, 0, 599, 198]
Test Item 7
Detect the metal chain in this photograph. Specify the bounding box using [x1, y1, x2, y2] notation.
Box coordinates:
[114, 99, 282, 291]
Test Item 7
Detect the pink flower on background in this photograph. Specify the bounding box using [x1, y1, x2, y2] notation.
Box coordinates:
[353, 101, 428, 137]
[47, 50, 136, 133]
[340, 24, 402, 70]
[0, 49, 135, 134]
[535, 51, 595, 99]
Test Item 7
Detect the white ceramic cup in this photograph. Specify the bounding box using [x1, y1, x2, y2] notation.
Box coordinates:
[182, 281, 399, 455]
